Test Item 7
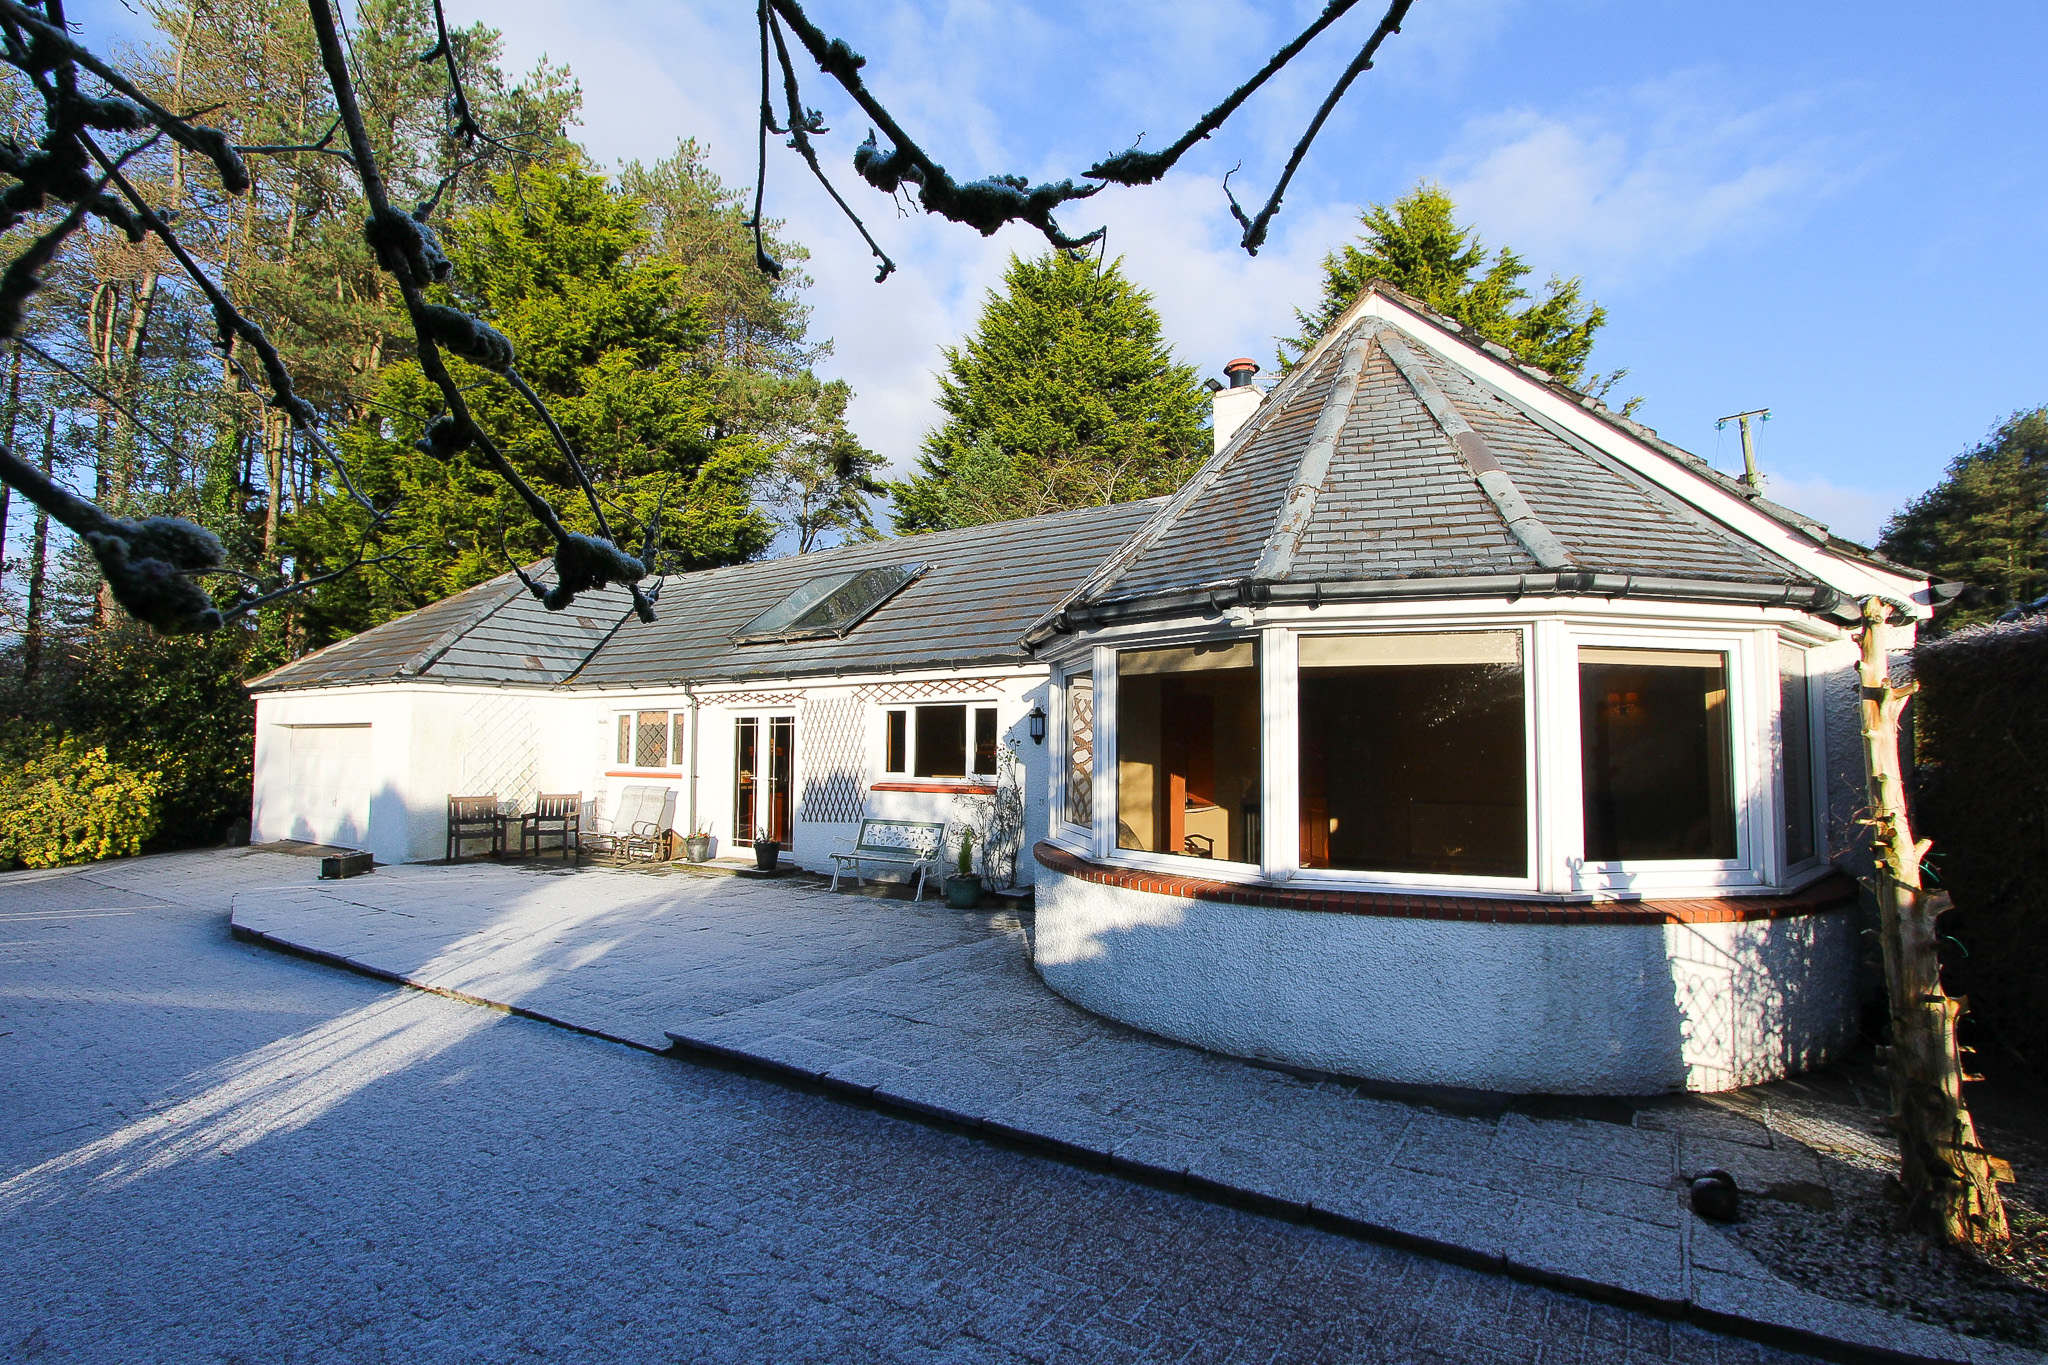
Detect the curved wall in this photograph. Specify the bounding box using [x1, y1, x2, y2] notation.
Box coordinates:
[1031, 858, 1860, 1095]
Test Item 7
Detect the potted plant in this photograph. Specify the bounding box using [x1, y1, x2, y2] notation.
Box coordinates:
[945, 828, 982, 909]
[682, 825, 713, 864]
[752, 828, 781, 872]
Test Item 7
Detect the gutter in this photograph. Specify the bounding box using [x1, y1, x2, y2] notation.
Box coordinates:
[1023, 572, 1845, 647]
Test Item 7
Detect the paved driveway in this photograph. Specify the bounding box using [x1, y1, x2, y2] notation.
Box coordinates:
[1, 849, 1812, 1363]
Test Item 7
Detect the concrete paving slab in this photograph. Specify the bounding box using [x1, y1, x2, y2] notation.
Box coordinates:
[229, 862, 2046, 1365]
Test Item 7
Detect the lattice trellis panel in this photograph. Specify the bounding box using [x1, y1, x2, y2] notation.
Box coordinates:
[702, 691, 807, 709]
[853, 677, 1007, 704]
[799, 696, 867, 825]
[460, 692, 538, 805]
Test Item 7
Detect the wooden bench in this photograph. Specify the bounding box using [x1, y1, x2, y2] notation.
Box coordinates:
[830, 818, 948, 899]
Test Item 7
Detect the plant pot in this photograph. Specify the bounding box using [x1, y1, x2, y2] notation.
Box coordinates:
[683, 834, 712, 863]
[753, 840, 781, 871]
[945, 874, 983, 909]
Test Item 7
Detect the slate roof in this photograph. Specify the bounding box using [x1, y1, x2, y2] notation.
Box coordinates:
[1078, 299, 1812, 609]
[252, 281, 1919, 696]
[248, 498, 1164, 693]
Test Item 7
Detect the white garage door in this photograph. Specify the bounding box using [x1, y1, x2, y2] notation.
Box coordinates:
[287, 724, 373, 848]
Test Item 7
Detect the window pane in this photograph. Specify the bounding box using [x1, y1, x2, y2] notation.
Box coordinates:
[915, 705, 967, 777]
[973, 708, 998, 775]
[734, 717, 758, 844]
[1065, 675, 1094, 828]
[886, 710, 907, 773]
[672, 714, 687, 768]
[1580, 648, 1735, 861]
[1117, 643, 1260, 861]
[1300, 632, 1526, 877]
[635, 711, 668, 768]
[1780, 646, 1815, 865]
[616, 715, 631, 764]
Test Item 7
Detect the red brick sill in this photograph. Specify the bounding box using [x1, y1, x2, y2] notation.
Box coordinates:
[1032, 842, 1857, 926]
[871, 781, 1000, 795]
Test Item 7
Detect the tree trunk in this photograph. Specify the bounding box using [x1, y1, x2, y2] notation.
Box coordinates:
[1858, 596, 2010, 1247]
[23, 408, 54, 681]
[0, 342, 21, 589]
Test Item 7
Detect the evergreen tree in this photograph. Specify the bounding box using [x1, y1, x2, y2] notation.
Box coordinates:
[1879, 407, 2048, 629]
[290, 158, 773, 643]
[1286, 182, 1625, 402]
[893, 250, 1208, 532]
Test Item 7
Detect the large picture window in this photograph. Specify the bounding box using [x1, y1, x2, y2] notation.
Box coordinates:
[1116, 643, 1260, 861]
[1298, 632, 1527, 878]
[1579, 647, 1735, 862]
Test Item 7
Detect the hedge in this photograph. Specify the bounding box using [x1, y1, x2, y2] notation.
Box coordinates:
[1913, 614, 2048, 1070]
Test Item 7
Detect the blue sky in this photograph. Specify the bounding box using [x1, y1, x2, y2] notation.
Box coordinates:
[80, 1, 2048, 543]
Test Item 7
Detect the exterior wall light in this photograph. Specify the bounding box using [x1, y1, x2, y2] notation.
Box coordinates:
[1027, 704, 1047, 744]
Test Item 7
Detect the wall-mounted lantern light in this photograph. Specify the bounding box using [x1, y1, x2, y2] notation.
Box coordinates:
[1027, 704, 1047, 745]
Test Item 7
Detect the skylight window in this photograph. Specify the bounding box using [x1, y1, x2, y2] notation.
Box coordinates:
[733, 562, 927, 643]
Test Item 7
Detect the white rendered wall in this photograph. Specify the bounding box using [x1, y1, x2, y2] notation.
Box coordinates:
[1032, 867, 1859, 1095]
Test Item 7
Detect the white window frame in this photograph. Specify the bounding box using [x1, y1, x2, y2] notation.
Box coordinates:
[875, 699, 1001, 781]
[612, 707, 686, 773]
[1279, 622, 1541, 894]
[1775, 638, 1828, 879]
[1053, 661, 1095, 842]
[1557, 623, 1774, 895]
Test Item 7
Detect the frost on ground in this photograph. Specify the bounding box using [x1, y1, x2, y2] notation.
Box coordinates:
[0, 849, 1817, 1365]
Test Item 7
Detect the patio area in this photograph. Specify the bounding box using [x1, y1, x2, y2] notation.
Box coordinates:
[227, 856, 2042, 1364]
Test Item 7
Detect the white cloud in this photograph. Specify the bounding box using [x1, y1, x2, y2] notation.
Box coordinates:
[1436, 71, 1857, 284]
[1751, 472, 1903, 548]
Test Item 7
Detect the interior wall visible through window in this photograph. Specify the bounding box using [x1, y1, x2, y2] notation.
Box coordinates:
[1299, 632, 1527, 878]
[1579, 647, 1735, 862]
[1116, 643, 1260, 862]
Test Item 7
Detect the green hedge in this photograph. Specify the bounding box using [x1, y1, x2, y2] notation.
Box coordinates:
[1914, 615, 2048, 1069]
[0, 734, 163, 868]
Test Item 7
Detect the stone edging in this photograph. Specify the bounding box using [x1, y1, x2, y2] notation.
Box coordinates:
[1033, 841, 1859, 925]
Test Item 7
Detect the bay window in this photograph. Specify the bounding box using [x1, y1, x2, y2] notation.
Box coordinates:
[1578, 647, 1735, 863]
[1115, 643, 1260, 862]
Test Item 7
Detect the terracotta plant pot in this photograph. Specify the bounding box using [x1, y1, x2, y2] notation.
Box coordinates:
[753, 840, 781, 871]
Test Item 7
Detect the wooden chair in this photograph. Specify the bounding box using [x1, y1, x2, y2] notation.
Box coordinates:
[520, 793, 582, 863]
[446, 795, 504, 861]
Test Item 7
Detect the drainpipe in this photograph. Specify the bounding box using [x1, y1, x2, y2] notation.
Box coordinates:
[683, 683, 701, 838]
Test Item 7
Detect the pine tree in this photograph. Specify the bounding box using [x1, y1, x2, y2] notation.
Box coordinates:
[1285, 182, 1622, 401]
[893, 250, 1209, 532]
[1879, 407, 2048, 629]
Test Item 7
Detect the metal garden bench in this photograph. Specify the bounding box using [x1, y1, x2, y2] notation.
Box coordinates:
[829, 818, 948, 899]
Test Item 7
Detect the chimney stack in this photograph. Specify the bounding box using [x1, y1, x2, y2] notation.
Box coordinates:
[1210, 358, 1263, 452]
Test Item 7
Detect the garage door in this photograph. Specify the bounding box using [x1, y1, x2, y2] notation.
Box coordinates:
[287, 724, 373, 847]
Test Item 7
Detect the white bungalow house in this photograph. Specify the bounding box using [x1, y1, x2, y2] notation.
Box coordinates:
[249, 282, 1934, 1097]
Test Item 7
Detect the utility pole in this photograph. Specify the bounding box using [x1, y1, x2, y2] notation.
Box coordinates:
[1716, 408, 1770, 490]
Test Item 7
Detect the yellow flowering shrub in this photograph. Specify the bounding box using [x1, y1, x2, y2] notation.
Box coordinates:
[0, 735, 163, 869]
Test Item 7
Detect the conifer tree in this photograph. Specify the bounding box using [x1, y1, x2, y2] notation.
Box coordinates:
[893, 250, 1208, 532]
[1286, 182, 1624, 402]
[1879, 407, 2048, 629]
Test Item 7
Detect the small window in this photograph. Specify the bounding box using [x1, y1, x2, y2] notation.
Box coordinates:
[973, 707, 998, 775]
[1780, 645, 1816, 865]
[734, 563, 926, 643]
[1580, 647, 1735, 862]
[885, 710, 907, 773]
[1065, 673, 1095, 828]
[915, 706, 967, 777]
[635, 711, 669, 768]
